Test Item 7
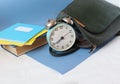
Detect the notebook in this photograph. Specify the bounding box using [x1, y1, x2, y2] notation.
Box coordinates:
[0, 23, 45, 45]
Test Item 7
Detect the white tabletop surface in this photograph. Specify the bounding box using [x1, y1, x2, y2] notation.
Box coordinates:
[0, 0, 120, 84]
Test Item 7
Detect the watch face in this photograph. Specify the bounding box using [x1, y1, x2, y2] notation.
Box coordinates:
[48, 23, 76, 51]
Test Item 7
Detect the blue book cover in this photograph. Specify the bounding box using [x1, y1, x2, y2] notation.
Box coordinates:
[0, 23, 45, 44]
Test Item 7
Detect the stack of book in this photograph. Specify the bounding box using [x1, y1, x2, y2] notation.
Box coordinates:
[0, 23, 47, 56]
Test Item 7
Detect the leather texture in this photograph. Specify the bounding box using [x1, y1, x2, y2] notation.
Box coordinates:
[57, 0, 120, 47]
[59, 0, 120, 33]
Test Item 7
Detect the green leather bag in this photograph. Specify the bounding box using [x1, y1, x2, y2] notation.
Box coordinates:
[56, 0, 120, 52]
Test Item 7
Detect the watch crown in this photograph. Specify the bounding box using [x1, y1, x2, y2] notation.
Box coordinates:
[46, 19, 56, 29]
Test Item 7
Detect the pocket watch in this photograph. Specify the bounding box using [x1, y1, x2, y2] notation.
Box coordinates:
[46, 17, 80, 56]
[46, 17, 92, 56]
[47, 22, 76, 51]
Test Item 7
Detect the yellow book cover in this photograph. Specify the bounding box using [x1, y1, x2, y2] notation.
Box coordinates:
[0, 23, 47, 46]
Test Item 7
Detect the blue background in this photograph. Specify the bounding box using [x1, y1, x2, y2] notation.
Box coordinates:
[0, 0, 73, 30]
[0, 0, 95, 74]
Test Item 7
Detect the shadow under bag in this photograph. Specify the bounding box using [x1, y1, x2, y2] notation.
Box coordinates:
[57, 0, 120, 49]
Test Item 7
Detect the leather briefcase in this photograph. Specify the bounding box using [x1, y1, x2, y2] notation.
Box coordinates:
[56, 0, 120, 52]
[46, 0, 120, 56]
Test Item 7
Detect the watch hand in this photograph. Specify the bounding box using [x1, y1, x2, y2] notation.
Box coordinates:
[55, 32, 70, 44]
[63, 32, 70, 37]
[55, 36, 64, 44]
